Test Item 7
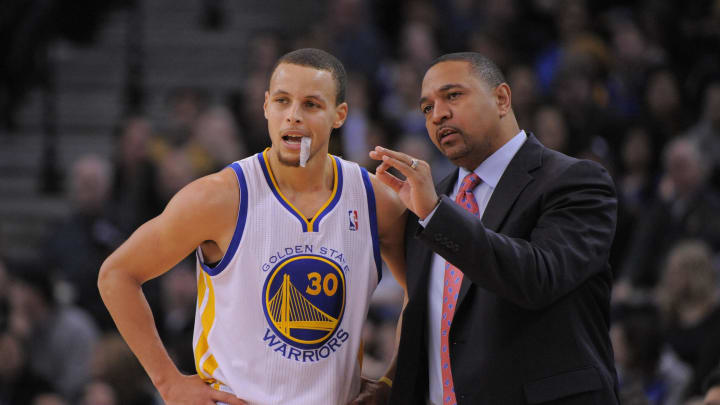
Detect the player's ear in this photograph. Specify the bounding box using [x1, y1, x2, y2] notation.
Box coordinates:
[263, 91, 270, 120]
[333, 102, 348, 129]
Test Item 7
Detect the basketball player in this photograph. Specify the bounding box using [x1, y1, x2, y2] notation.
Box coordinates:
[98, 49, 406, 405]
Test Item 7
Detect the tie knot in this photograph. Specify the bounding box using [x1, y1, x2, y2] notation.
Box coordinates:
[458, 172, 481, 194]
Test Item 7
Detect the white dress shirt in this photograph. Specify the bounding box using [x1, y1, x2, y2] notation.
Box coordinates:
[421, 130, 527, 405]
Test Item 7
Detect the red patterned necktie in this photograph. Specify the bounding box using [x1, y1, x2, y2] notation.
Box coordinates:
[441, 172, 481, 405]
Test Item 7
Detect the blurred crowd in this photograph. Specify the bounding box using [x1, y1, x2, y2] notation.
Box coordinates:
[2, 0, 720, 404]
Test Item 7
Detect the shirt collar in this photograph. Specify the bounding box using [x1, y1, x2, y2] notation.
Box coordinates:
[457, 130, 527, 190]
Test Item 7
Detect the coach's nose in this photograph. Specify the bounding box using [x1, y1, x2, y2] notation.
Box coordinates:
[431, 99, 451, 125]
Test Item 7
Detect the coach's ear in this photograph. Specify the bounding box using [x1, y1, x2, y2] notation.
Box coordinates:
[495, 83, 511, 118]
[333, 102, 348, 129]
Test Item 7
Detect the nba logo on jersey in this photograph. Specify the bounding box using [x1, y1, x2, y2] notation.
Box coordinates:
[348, 210, 358, 231]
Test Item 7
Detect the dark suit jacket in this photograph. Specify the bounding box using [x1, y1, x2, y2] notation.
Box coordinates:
[391, 135, 620, 404]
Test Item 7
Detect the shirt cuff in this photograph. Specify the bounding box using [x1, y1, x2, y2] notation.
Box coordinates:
[418, 202, 440, 228]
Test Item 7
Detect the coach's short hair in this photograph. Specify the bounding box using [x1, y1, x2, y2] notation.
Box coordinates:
[271, 48, 347, 105]
[429, 52, 506, 88]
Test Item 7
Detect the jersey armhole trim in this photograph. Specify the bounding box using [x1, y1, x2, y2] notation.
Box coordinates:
[360, 167, 382, 283]
[198, 162, 249, 276]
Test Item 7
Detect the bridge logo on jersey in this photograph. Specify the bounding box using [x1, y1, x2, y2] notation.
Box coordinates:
[262, 254, 346, 351]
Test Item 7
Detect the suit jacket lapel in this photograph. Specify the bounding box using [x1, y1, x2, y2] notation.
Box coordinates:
[480, 137, 539, 231]
[455, 134, 543, 308]
[436, 170, 458, 205]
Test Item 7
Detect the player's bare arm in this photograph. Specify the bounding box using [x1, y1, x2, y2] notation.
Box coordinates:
[98, 167, 246, 405]
[371, 173, 407, 290]
[348, 174, 407, 405]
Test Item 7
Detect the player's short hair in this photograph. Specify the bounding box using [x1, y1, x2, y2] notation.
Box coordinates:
[429, 52, 506, 88]
[271, 48, 347, 105]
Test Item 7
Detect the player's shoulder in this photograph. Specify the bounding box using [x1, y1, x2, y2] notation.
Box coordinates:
[168, 166, 241, 218]
[191, 166, 239, 196]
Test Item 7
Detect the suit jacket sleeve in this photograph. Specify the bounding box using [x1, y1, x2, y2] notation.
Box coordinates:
[418, 159, 617, 310]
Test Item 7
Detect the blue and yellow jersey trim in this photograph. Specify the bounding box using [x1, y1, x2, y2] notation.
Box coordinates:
[198, 162, 249, 277]
[195, 270, 219, 382]
[258, 150, 344, 232]
[360, 167, 382, 283]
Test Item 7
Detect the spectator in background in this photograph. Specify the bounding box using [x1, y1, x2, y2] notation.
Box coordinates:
[155, 95, 245, 187]
[186, 105, 246, 176]
[155, 146, 197, 205]
[0, 258, 9, 317]
[43, 154, 124, 331]
[158, 259, 196, 375]
[467, 28, 512, 74]
[702, 365, 720, 405]
[31, 392, 70, 405]
[551, 56, 614, 156]
[1, 258, 51, 404]
[8, 263, 99, 402]
[89, 333, 156, 405]
[376, 18, 439, 144]
[359, 310, 399, 381]
[612, 126, 657, 273]
[79, 380, 119, 405]
[244, 30, 282, 76]
[380, 61, 427, 137]
[655, 240, 720, 399]
[687, 80, 720, 189]
[232, 70, 271, 154]
[436, 0, 479, 51]
[324, 0, 385, 78]
[507, 64, 540, 130]
[30, 393, 69, 405]
[111, 116, 163, 234]
[0, 331, 52, 405]
[341, 74, 374, 166]
[617, 126, 656, 220]
[534, 0, 601, 96]
[397, 20, 438, 74]
[159, 87, 209, 147]
[604, 11, 666, 121]
[611, 302, 691, 405]
[532, 104, 569, 154]
[618, 137, 720, 290]
[641, 68, 690, 169]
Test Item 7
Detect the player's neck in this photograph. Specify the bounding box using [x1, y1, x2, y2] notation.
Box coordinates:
[269, 151, 334, 195]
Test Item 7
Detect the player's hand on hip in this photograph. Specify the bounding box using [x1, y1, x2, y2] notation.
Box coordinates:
[369, 146, 439, 220]
[346, 376, 391, 405]
[158, 374, 247, 405]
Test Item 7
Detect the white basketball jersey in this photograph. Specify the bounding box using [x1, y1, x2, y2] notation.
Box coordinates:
[192, 151, 382, 405]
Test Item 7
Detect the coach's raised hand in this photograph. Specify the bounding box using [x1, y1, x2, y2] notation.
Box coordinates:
[369, 146, 439, 220]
